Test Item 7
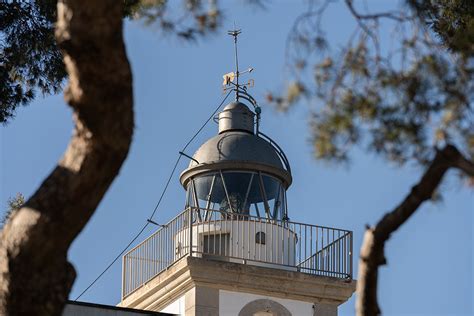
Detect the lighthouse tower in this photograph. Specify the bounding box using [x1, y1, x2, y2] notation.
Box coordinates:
[119, 30, 355, 316]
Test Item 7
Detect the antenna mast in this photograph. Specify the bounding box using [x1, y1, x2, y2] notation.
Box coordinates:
[227, 27, 241, 101]
[222, 27, 261, 133]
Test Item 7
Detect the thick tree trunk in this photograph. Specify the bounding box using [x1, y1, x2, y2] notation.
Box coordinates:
[0, 1, 133, 315]
[356, 145, 474, 316]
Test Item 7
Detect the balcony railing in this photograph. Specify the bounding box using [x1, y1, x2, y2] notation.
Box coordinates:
[122, 208, 353, 299]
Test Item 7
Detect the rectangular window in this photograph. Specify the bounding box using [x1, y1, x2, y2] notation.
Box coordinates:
[203, 233, 230, 257]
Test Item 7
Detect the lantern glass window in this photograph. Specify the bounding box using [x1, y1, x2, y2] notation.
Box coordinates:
[186, 170, 288, 221]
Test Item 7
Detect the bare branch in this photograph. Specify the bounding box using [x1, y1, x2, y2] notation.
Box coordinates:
[284, 0, 332, 73]
[453, 153, 474, 176]
[356, 144, 474, 316]
[344, 0, 405, 22]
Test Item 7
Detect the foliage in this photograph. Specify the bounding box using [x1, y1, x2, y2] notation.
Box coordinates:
[0, 0, 64, 123]
[1, 193, 25, 228]
[130, 0, 222, 40]
[270, 0, 474, 169]
[408, 0, 474, 57]
[0, 0, 224, 124]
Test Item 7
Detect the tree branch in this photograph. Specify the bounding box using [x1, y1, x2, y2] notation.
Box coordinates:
[344, 0, 405, 22]
[452, 153, 474, 176]
[0, 1, 133, 315]
[356, 144, 473, 316]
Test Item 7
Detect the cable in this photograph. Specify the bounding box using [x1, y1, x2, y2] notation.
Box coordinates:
[148, 90, 232, 221]
[74, 222, 149, 301]
[74, 90, 232, 301]
[182, 90, 233, 152]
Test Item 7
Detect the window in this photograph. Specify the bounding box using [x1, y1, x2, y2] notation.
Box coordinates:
[203, 233, 230, 256]
[255, 231, 266, 245]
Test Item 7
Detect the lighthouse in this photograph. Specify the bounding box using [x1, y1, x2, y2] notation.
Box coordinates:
[118, 30, 355, 316]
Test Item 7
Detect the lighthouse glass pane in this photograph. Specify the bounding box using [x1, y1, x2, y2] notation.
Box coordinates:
[220, 172, 255, 215]
[185, 182, 192, 208]
[191, 174, 226, 210]
[261, 174, 284, 220]
[260, 174, 280, 200]
[187, 171, 287, 220]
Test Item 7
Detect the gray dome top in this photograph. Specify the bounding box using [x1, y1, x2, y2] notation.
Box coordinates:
[189, 131, 284, 169]
[180, 102, 292, 188]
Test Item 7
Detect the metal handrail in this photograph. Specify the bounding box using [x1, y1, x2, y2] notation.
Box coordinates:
[257, 131, 292, 175]
[189, 206, 352, 232]
[298, 231, 351, 266]
[126, 210, 186, 254]
[121, 207, 353, 299]
[297, 231, 352, 267]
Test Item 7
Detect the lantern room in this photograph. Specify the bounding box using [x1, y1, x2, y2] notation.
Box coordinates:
[179, 101, 292, 221]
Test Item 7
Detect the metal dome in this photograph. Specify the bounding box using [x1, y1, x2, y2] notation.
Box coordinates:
[179, 102, 292, 189]
[190, 131, 284, 168]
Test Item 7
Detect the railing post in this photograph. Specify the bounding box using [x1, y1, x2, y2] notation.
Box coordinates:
[121, 254, 125, 300]
[349, 231, 353, 279]
[188, 207, 193, 257]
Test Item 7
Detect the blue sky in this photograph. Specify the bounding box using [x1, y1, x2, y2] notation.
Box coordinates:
[1, 1, 472, 315]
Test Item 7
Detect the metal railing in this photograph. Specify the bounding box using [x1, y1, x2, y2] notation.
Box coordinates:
[122, 207, 353, 299]
[121, 210, 190, 299]
[297, 231, 352, 278]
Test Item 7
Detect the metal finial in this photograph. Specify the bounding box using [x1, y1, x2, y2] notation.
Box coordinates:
[221, 27, 260, 132]
[223, 27, 254, 99]
[227, 27, 242, 101]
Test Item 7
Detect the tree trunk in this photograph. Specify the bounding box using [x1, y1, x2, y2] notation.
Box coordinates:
[356, 145, 474, 316]
[0, 1, 133, 315]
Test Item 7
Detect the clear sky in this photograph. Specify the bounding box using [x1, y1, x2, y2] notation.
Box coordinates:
[1, 1, 472, 315]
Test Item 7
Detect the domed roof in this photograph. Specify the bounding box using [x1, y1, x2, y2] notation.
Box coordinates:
[180, 102, 292, 188]
[180, 130, 292, 188]
[189, 131, 284, 169]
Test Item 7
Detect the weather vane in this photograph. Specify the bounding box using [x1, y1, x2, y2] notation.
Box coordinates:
[222, 27, 254, 101]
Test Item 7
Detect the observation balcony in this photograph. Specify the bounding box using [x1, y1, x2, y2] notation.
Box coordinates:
[121, 208, 353, 300]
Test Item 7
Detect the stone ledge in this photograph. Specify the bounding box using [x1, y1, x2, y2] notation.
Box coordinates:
[119, 257, 193, 310]
[186, 257, 356, 305]
[120, 256, 356, 311]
